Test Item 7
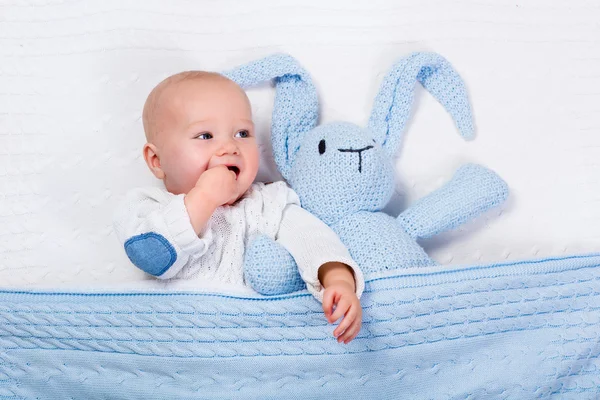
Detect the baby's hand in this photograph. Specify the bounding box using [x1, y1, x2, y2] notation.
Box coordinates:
[322, 281, 362, 344]
[193, 165, 239, 207]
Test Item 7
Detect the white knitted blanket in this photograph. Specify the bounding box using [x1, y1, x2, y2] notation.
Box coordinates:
[1, 0, 599, 289]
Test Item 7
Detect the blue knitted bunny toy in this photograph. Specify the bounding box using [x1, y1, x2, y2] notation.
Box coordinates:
[223, 52, 508, 295]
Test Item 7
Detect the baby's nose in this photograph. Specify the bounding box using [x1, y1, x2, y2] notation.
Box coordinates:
[216, 140, 239, 156]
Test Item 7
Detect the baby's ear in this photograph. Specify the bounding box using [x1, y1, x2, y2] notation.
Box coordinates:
[143, 143, 165, 180]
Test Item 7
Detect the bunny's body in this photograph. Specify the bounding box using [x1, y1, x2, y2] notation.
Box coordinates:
[288, 121, 435, 275]
[335, 211, 436, 273]
[223, 52, 508, 294]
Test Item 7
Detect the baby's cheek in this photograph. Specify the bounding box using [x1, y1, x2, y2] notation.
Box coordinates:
[185, 165, 207, 190]
[246, 146, 261, 174]
[169, 158, 201, 194]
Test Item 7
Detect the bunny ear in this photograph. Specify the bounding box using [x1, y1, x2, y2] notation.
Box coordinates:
[367, 52, 474, 156]
[222, 54, 318, 180]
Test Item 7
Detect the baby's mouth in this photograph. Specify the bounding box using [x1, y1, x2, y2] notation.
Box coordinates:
[227, 165, 240, 179]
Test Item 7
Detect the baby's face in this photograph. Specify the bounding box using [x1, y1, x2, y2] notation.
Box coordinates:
[150, 77, 259, 197]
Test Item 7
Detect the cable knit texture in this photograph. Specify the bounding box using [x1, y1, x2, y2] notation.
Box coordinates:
[2, 254, 600, 398]
[223, 52, 508, 292]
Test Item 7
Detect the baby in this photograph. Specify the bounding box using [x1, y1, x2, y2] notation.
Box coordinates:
[113, 70, 365, 343]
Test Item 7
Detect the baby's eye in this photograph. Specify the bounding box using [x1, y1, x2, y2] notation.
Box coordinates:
[318, 139, 326, 155]
[235, 130, 250, 138]
[196, 132, 213, 140]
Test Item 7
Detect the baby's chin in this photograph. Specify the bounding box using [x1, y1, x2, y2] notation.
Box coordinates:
[232, 177, 254, 200]
[238, 168, 258, 187]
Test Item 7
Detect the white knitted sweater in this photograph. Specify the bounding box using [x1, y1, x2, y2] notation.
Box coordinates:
[113, 181, 364, 302]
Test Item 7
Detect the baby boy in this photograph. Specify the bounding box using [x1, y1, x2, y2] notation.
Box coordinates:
[113, 70, 365, 343]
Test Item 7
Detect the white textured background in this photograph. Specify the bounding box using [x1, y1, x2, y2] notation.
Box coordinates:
[0, 0, 599, 288]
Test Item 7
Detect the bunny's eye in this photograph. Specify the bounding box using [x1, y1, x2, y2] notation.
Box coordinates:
[318, 139, 326, 155]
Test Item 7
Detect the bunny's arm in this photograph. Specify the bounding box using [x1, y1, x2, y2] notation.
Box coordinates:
[397, 164, 508, 240]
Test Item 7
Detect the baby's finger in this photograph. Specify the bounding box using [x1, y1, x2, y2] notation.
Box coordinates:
[322, 289, 336, 320]
[212, 164, 230, 174]
[221, 170, 237, 186]
[338, 317, 362, 343]
[339, 319, 362, 344]
[329, 298, 350, 324]
[214, 165, 237, 181]
[333, 305, 357, 338]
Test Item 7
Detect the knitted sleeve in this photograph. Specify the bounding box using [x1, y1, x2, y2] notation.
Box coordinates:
[276, 204, 365, 303]
[112, 187, 212, 279]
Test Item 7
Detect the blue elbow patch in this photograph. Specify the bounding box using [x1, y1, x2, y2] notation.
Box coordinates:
[124, 232, 177, 276]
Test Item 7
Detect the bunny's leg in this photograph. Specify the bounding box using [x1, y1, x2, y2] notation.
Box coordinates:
[243, 234, 306, 295]
[397, 164, 508, 240]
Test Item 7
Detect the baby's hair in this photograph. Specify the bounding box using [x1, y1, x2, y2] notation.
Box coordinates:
[142, 70, 232, 142]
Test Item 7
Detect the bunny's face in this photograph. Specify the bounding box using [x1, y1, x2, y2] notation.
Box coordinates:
[288, 121, 395, 225]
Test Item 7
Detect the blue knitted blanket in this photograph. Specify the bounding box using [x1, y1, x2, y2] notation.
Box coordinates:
[1, 253, 599, 399]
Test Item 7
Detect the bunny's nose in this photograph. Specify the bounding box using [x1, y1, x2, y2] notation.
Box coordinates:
[338, 145, 373, 173]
